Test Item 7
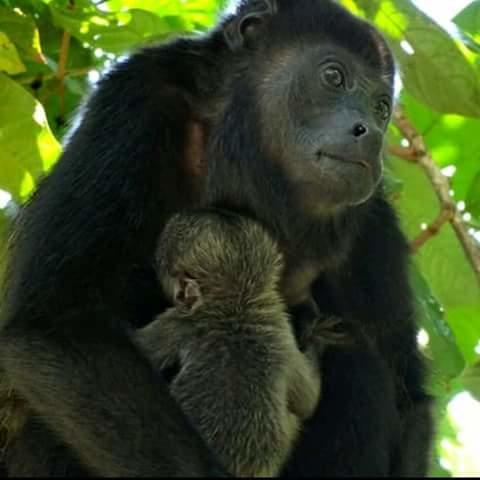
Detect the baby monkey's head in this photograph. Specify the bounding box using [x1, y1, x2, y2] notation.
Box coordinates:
[156, 209, 284, 313]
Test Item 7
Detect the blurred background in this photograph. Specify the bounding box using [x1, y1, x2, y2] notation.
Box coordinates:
[0, 0, 479, 476]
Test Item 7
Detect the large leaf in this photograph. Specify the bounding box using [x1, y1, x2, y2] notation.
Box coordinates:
[103, 0, 227, 28]
[401, 92, 480, 212]
[0, 74, 61, 201]
[49, 2, 184, 54]
[357, 0, 480, 118]
[454, 1, 480, 42]
[87, 10, 178, 53]
[0, 6, 43, 63]
[466, 172, 480, 219]
[0, 31, 25, 74]
[461, 360, 480, 401]
[447, 306, 480, 366]
[410, 263, 465, 386]
[388, 155, 480, 364]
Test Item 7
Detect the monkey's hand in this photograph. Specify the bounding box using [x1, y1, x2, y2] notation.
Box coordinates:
[290, 299, 349, 352]
[132, 310, 184, 372]
[312, 315, 351, 348]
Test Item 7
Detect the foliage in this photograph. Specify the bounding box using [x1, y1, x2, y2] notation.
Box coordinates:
[1, 0, 480, 476]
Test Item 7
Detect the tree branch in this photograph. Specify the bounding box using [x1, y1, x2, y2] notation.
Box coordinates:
[410, 208, 455, 253]
[387, 144, 417, 162]
[391, 106, 480, 286]
[56, 30, 72, 121]
[17, 67, 92, 87]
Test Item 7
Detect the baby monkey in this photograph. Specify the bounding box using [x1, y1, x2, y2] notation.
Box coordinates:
[133, 208, 322, 477]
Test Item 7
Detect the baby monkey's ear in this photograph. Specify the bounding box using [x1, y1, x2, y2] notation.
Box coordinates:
[174, 276, 203, 313]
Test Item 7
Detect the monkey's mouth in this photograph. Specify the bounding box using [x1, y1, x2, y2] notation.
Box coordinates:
[316, 150, 370, 170]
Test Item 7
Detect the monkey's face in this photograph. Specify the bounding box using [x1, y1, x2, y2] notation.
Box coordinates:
[216, 0, 395, 218]
[258, 44, 393, 215]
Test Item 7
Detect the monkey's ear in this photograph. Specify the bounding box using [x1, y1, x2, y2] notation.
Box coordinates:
[174, 277, 203, 312]
[224, 0, 277, 51]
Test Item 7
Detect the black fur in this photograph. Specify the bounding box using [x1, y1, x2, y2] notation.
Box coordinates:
[0, 0, 432, 476]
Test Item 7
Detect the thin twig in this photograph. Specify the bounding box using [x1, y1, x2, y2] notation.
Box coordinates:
[17, 67, 92, 86]
[410, 208, 455, 253]
[391, 106, 480, 286]
[387, 144, 417, 162]
[57, 30, 72, 121]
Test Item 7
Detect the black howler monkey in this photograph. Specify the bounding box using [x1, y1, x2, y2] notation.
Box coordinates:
[0, 0, 432, 477]
[1, 208, 335, 477]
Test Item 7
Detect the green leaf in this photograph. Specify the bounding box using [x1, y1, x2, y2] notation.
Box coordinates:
[0, 73, 61, 201]
[370, 0, 480, 117]
[104, 0, 226, 27]
[348, 0, 380, 19]
[401, 92, 480, 204]
[454, 1, 480, 41]
[466, 171, 480, 219]
[447, 306, 480, 366]
[461, 360, 480, 401]
[89, 10, 178, 53]
[0, 6, 43, 63]
[0, 31, 26, 74]
[49, 2, 183, 54]
[388, 154, 480, 365]
[410, 263, 465, 383]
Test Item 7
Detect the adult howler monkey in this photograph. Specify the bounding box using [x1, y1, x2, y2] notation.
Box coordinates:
[0, 0, 433, 477]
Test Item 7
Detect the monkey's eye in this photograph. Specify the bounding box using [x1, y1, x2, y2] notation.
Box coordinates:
[322, 66, 345, 88]
[375, 100, 391, 120]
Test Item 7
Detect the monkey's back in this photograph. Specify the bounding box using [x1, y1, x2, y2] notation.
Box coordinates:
[171, 313, 300, 477]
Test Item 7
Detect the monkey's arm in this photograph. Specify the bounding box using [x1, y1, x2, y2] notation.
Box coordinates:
[0, 317, 223, 477]
[132, 310, 189, 371]
[282, 197, 432, 477]
[287, 347, 320, 421]
[349, 198, 433, 476]
[0, 38, 230, 476]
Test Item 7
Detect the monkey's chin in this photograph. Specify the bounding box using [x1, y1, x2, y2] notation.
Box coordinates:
[295, 168, 378, 216]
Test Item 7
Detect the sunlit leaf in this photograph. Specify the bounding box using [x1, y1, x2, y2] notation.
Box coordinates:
[0, 6, 43, 63]
[0, 31, 26, 74]
[0, 73, 61, 201]
[401, 92, 480, 203]
[454, 1, 480, 42]
[89, 10, 177, 53]
[50, 2, 188, 53]
[448, 306, 480, 366]
[462, 360, 480, 401]
[388, 154, 480, 364]
[369, 0, 480, 117]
